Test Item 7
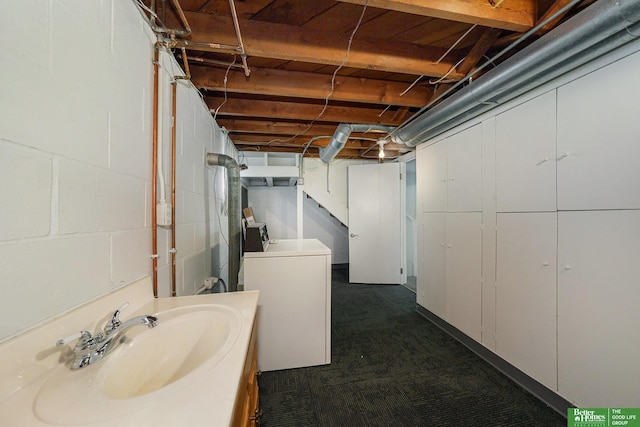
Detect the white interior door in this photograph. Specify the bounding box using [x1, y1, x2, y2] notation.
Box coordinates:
[348, 163, 405, 284]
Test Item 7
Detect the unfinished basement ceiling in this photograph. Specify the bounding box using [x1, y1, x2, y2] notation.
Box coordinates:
[150, 0, 593, 159]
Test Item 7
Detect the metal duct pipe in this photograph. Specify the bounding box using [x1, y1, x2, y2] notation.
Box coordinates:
[206, 153, 241, 292]
[319, 123, 395, 163]
[393, 0, 640, 146]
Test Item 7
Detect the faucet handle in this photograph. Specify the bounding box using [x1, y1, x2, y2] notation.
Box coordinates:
[104, 302, 129, 334]
[56, 330, 93, 348]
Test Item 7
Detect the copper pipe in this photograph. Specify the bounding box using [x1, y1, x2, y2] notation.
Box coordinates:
[149, 0, 191, 36]
[228, 0, 251, 77]
[152, 44, 160, 297]
[169, 0, 191, 35]
[169, 47, 191, 297]
[176, 47, 191, 80]
[176, 40, 242, 55]
[187, 56, 245, 69]
[170, 81, 178, 297]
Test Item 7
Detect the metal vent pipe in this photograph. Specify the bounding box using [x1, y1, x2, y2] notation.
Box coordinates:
[206, 153, 241, 292]
[392, 0, 640, 147]
[319, 123, 395, 163]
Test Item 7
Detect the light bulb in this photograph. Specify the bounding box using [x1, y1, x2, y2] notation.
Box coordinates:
[377, 139, 386, 160]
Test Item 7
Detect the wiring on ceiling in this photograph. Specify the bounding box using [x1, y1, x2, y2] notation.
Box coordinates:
[212, 56, 237, 122]
[399, 24, 478, 97]
[387, 0, 583, 141]
[267, 0, 370, 150]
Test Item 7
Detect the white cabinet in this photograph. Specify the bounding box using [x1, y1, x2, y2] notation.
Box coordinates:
[243, 239, 331, 372]
[557, 51, 640, 210]
[418, 124, 482, 213]
[418, 212, 446, 318]
[496, 212, 557, 390]
[418, 212, 482, 341]
[445, 212, 482, 341]
[419, 141, 447, 212]
[446, 125, 482, 212]
[558, 211, 640, 407]
[495, 91, 557, 212]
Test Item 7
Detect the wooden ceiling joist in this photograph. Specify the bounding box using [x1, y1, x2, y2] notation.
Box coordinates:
[190, 65, 430, 107]
[205, 96, 408, 125]
[181, 12, 467, 79]
[335, 0, 536, 32]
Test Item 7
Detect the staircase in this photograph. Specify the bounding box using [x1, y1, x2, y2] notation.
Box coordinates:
[302, 182, 349, 227]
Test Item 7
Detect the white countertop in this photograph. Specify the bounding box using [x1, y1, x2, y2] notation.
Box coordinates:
[243, 238, 330, 258]
[0, 278, 259, 427]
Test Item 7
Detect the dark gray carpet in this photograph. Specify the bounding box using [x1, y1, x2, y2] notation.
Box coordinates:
[258, 266, 566, 426]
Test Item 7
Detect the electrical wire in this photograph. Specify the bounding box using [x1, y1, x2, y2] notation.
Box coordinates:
[398, 24, 477, 97]
[212, 57, 237, 122]
[265, 0, 369, 147]
[388, 0, 583, 140]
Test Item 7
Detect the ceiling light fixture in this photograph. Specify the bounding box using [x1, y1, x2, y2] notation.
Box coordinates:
[377, 139, 386, 161]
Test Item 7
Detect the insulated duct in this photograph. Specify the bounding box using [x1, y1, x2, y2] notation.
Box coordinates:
[206, 153, 241, 292]
[319, 123, 395, 163]
[392, 0, 640, 146]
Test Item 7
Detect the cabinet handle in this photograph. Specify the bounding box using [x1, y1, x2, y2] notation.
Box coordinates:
[537, 157, 549, 166]
[564, 265, 572, 270]
[557, 152, 570, 161]
[543, 262, 549, 266]
[350, 233, 358, 238]
[250, 409, 263, 423]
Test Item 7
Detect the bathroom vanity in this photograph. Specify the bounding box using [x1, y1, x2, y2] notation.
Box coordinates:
[0, 277, 259, 426]
[243, 238, 331, 372]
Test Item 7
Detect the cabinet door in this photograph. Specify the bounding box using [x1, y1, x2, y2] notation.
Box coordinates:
[495, 91, 557, 212]
[446, 212, 482, 341]
[417, 212, 446, 318]
[558, 210, 640, 407]
[496, 212, 557, 390]
[557, 51, 640, 210]
[447, 125, 482, 212]
[419, 142, 447, 212]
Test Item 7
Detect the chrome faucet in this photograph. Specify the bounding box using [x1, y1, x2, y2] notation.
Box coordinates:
[56, 302, 158, 370]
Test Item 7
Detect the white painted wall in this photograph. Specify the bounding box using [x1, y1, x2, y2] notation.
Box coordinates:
[0, 0, 234, 342]
[246, 186, 299, 240]
[243, 157, 367, 264]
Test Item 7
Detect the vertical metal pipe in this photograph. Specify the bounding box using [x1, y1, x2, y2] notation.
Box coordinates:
[170, 81, 178, 297]
[152, 44, 160, 297]
[206, 153, 241, 292]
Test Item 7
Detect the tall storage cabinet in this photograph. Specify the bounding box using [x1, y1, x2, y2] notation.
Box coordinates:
[558, 210, 640, 407]
[417, 125, 483, 341]
[417, 45, 640, 409]
[496, 212, 557, 390]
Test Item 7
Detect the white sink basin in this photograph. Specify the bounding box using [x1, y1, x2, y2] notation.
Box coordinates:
[34, 304, 242, 425]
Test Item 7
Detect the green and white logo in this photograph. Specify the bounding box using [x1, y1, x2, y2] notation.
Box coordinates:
[567, 408, 640, 427]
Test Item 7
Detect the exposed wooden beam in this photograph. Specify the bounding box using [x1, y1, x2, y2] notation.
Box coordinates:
[218, 119, 340, 136]
[230, 134, 413, 152]
[335, 0, 535, 32]
[536, 0, 575, 34]
[180, 12, 466, 79]
[205, 96, 409, 125]
[456, 27, 502, 75]
[190, 65, 430, 107]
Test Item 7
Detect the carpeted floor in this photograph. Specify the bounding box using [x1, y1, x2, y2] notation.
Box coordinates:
[258, 266, 567, 426]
